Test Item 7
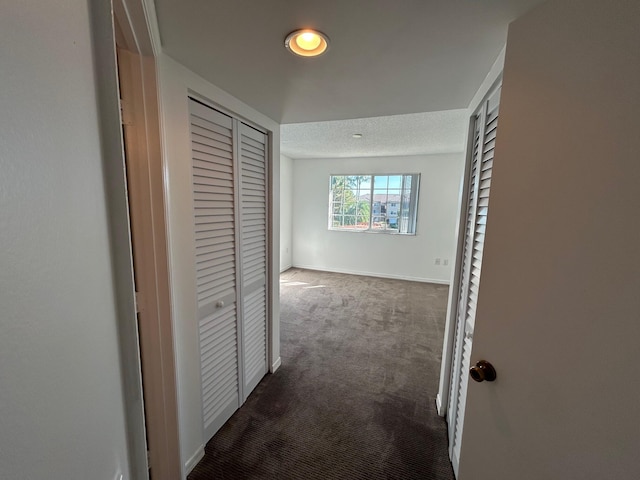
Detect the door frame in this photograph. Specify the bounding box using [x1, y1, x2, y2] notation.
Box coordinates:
[113, 1, 182, 479]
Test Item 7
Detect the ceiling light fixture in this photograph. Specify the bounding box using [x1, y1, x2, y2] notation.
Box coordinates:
[352, 133, 363, 138]
[285, 29, 330, 57]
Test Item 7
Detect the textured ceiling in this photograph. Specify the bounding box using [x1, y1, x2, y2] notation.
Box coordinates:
[281, 110, 468, 159]
[154, 0, 545, 124]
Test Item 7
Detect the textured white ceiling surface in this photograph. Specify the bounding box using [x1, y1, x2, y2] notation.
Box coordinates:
[281, 109, 469, 159]
[154, 0, 545, 124]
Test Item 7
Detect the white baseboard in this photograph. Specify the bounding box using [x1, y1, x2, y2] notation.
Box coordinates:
[291, 264, 450, 285]
[184, 445, 205, 476]
[436, 393, 445, 417]
[280, 264, 293, 273]
[271, 356, 282, 373]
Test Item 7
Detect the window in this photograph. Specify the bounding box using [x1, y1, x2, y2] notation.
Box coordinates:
[328, 174, 420, 234]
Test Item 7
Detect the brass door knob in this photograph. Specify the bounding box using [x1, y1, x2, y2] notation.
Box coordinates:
[470, 360, 497, 382]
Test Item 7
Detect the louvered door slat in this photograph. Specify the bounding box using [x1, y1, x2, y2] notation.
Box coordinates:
[196, 228, 234, 242]
[199, 306, 235, 339]
[192, 148, 233, 166]
[194, 192, 234, 203]
[193, 158, 233, 174]
[243, 288, 267, 383]
[200, 327, 236, 365]
[202, 367, 237, 405]
[195, 240, 234, 257]
[197, 261, 234, 280]
[193, 167, 233, 181]
[189, 99, 240, 442]
[241, 152, 266, 167]
[242, 157, 265, 171]
[201, 351, 237, 388]
[242, 136, 265, 151]
[195, 251, 235, 269]
[201, 356, 237, 396]
[194, 184, 234, 196]
[190, 128, 233, 150]
[197, 272, 235, 292]
[193, 176, 234, 188]
[190, 114, 233, 138]
[241, 177, 265, 187]
[197, 264, 234, 282]
[191, 138, 234, 158]
[198, 274, 236, 293]
[203, 388, 237, 425]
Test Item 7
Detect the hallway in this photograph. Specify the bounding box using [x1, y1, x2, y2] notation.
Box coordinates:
[189, 268, 454, 479]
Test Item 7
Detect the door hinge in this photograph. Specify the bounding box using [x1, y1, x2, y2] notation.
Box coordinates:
[120, 99, 134, 126]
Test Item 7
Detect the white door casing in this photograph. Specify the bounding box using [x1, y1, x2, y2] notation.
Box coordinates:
[113, 2, 182, 478]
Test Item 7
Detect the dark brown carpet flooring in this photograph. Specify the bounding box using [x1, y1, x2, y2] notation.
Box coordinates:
[188, 268, 454, 480]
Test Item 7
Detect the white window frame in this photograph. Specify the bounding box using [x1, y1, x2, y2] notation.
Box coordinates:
[328, 173, 420, 235]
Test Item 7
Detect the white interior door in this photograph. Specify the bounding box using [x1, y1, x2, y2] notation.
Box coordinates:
[455, 2, 640, 479]
[447, 85, 500, 476]
[239, 123, 269, 396]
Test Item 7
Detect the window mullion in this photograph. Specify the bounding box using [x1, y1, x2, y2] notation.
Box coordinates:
[368, 175, 374, 230]
[399, 175, 406, 234]
[340, 179, 343, 226]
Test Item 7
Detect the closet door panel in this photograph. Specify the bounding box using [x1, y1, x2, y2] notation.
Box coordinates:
[189, 99, 240, 442]
[239, 123, 268, 396]
[447, 85, 501, 476]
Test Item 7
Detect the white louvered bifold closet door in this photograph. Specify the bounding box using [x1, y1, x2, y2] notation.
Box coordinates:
[189, 98, 270, 444]
[239, 123, 268, 396]
[189, 99, 240, 441]
[447, 85, 501, 477]
[447, 114, 481, 464]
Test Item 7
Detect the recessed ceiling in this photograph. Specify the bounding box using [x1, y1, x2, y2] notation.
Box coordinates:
[281, 110, 468, 159]
[154, 0, 545, 124]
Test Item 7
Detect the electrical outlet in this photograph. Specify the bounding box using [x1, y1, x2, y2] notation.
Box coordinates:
[435, 258, 441, 265]
[443, 259, 449, 266]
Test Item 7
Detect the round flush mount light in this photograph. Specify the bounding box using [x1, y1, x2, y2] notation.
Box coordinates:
[285, 29, 330, 57]
[352, 133, 363, 138]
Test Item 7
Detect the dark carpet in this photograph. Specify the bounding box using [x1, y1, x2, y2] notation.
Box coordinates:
[188, 268, 454, 480]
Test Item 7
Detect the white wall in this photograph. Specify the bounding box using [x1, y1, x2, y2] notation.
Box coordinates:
[459, 0, 640, 478]
[292, 154, 464, 283]
[0, 1, 134, 479]
[280, 154, 294, 271]
[157, 53, 281, 476]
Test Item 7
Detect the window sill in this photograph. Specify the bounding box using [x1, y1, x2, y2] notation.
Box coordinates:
[328, 228, 416, 236]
